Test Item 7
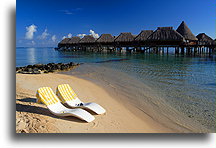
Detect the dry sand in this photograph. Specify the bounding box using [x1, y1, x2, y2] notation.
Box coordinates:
[16, 73, 176, 133]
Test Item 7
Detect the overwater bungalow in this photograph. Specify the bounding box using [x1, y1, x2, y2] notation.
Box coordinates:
[79, 35, 96, 51]
[58, 38, 71, 48]
[195, 33, 215, 54]
[114, 32, 135, 51]
[196, 33, 214, 46]
[147, 27, 184, 45]
[176, 21, 198, 45]
[96, 34, 115, 51]
[67, 36, 81, 51]
[134, 30, 153, 52]
[68, 36, 81, 45]
[96, 34, 115, 44]
[56, 21, 215, 55]
[115, 32, 135, 43]
[79, 35, 96, 44]
[145, 27, 185, 54]
[135, 30, 153, 43]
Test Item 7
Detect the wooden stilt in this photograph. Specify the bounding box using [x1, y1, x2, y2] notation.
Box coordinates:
[166, 47, 169, 55]
[181, 47, 184, 55]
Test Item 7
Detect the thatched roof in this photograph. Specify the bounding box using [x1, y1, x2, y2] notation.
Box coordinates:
[79, 35, 96, 43]
[176, 21, 198, 41]
[59, 38, 71, 44]
[196, 33, 213, 43]
[135, 30, 153, 41]
[114, 32, 135, 42]
[68, 37, 81, 44]
[96, 34, 115, 43]
[147, 27, 184, 41]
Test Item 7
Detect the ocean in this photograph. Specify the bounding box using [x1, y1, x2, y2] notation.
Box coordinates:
[16, 47, 216, 132]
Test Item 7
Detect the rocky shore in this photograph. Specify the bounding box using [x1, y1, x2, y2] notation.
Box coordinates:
[16, 62, 80, 74]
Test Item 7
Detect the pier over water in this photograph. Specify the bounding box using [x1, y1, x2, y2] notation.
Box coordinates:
[57, 21, 215, 56]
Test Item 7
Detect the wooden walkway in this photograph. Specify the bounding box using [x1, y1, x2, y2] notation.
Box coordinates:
[56, 44, 215, 56]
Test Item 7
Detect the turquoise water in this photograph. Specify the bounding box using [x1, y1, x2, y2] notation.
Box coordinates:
[16, 47, 216, 131]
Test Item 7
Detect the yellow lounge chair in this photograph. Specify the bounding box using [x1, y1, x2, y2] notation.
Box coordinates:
[56, 84, 106, 114]
[36, 87, 95, 122]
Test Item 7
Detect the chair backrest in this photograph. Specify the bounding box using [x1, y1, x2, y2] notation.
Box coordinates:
[56, 84, 78, 103]
[36, 87, 60, 106]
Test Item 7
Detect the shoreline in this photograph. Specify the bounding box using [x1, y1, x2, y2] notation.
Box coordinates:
[60, 64, 212, 133]
[16, 68, 211, 133]
[16, 73, 175, 133]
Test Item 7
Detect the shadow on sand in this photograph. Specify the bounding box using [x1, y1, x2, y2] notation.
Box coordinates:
[16, 98, 86, 123]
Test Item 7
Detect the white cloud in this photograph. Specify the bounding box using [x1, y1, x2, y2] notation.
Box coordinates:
[76, 30, 99, 38]
[51, 35, 57, 42]
[77, 34, 86, 38]
[68, 33, 72, 38]
[62, 33, 72, 40]
[60, 10, 73, 15]
[25, 24, 37, 40]
[60, 8, 82, 15]
[38, 28, 49, 40]
[89, 29, 99, 38]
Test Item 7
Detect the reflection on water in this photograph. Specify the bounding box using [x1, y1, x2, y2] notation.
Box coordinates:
[16, 47, 216, 131]
[27, 47, 37, 65]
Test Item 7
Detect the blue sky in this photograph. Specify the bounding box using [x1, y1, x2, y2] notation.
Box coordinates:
[16, 0, 215, 47]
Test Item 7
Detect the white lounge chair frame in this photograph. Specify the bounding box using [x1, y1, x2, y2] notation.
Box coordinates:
[56, 84, 106, 115]
[36, 87, 95, 122]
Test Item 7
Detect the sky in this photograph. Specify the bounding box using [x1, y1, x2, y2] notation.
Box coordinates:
[16, 0, 215, 47]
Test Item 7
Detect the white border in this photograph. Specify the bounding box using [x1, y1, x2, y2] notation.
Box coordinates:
[0, 0, 215, 148]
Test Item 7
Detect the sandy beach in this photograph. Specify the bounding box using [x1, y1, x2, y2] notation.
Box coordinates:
[16, 72, 177, 133]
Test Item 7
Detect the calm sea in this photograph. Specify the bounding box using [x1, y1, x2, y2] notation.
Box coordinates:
[16, 47, 216, 131]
